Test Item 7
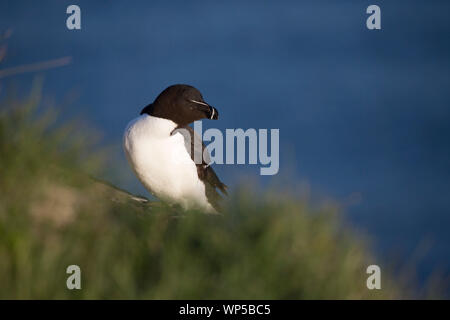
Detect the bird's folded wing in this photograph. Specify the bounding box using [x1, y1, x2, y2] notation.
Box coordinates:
[172, 126, 228, 210]
[172, 125, 211, 165]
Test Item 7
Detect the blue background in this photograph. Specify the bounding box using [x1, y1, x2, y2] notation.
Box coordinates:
[1, 0, 449, 292]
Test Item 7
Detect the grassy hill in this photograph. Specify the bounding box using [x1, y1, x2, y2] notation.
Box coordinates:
[0, 87, 405, 299]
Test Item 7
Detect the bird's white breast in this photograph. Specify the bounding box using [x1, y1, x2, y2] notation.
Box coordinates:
[123, 115, 214, 212]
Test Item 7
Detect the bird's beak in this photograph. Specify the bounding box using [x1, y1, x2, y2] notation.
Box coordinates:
[189, 99, 219, 120]
[207, 105, 219, 120]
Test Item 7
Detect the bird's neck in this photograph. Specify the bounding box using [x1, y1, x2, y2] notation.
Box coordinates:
[139, 114, 178, 137]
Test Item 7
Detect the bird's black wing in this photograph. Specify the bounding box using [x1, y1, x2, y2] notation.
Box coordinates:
[171, 125, 228, 211]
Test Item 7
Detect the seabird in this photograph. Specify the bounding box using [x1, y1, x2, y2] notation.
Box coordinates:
[123, 84, 227, 213]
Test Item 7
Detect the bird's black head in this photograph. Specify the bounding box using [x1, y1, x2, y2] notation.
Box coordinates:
[140, 84, 219, 126]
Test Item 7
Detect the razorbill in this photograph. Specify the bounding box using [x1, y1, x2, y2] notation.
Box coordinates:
[123, 84, 227, 213]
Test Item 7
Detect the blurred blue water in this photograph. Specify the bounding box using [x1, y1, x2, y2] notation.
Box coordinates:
[1, 0, 449, 292]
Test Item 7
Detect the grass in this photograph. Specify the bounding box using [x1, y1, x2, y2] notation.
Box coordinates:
[0, 85, 408, 299]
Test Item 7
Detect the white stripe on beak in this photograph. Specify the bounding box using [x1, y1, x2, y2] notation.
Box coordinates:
[189, 99, 214, 119]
